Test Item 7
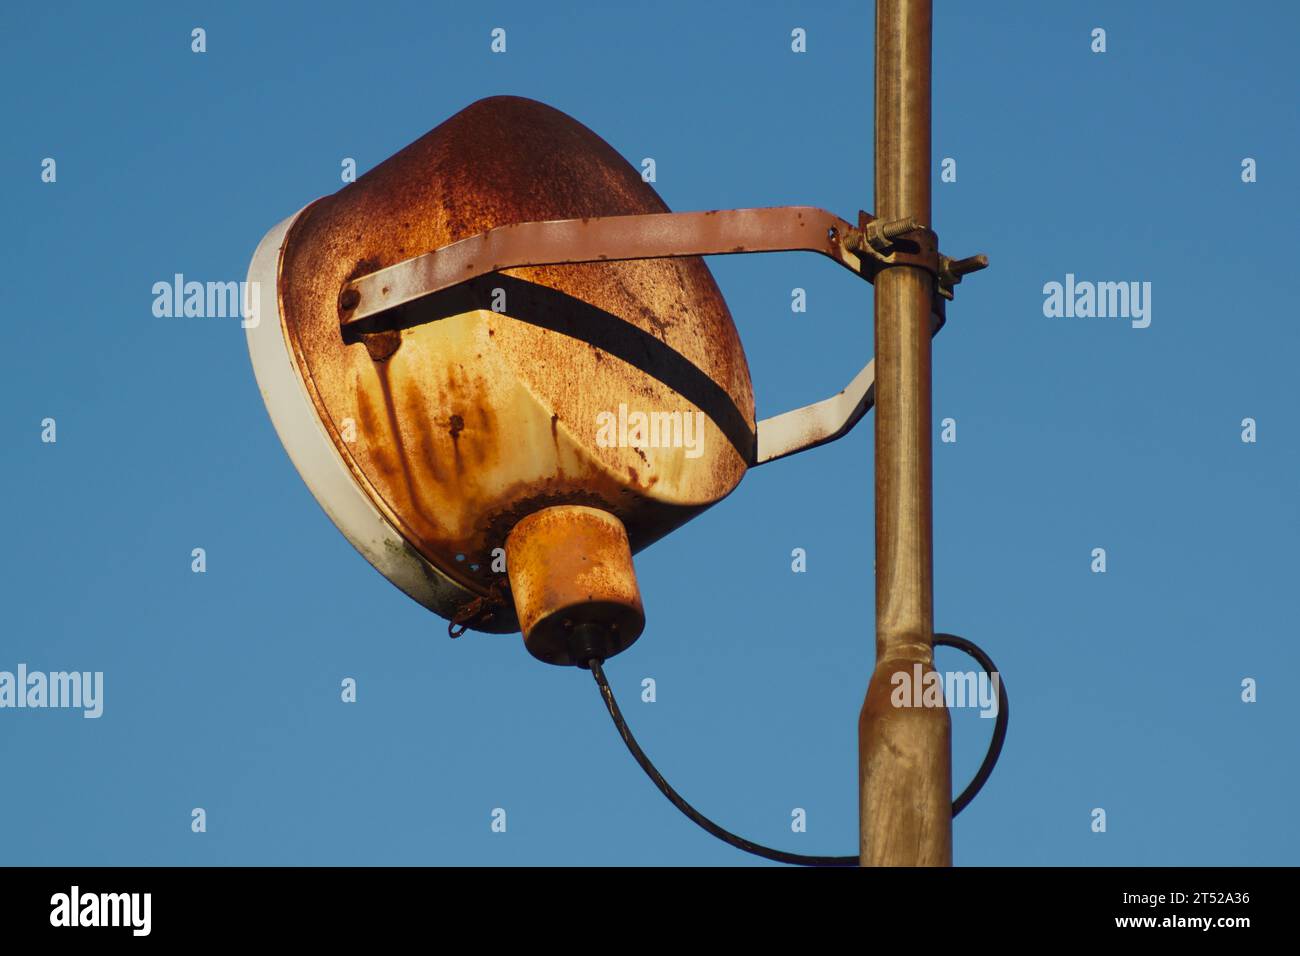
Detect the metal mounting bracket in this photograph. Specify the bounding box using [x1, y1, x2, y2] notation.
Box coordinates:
[335, 205, 985, 466]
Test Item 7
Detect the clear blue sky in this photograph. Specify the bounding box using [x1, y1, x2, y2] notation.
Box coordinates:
[4, 0, 1296, 866]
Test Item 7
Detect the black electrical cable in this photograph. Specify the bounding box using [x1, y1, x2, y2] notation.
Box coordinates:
[586, 632, 1008, 867]
[936, 633, 1009, 816]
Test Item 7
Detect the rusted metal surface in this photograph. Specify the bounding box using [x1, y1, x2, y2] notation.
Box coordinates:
[275, 96, 755, 637]
[338, 206, 955, 331]
[505, 505, 645, 665]
[859, 0, 953, 867]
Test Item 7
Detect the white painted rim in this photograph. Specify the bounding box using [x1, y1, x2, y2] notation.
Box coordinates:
[245, 209, 478, 624]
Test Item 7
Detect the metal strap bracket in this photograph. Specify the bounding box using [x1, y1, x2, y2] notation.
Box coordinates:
[335, 205, 985, 466]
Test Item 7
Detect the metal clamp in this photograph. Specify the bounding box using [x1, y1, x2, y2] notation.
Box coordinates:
[842, 213, 988, 301]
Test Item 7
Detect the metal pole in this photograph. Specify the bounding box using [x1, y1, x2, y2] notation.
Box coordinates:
[859, 0, 952, 866]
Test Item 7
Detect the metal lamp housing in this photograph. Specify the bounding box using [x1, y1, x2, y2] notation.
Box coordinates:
[247, 96, 755, 660]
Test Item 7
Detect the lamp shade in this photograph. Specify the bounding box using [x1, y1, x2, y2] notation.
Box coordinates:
[247, 96, 754, 662]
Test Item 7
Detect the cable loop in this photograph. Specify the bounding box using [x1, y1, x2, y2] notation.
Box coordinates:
[588, 631, 1008, 866]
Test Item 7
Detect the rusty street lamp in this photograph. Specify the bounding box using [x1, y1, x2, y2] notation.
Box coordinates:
[246, 0, 995, 866]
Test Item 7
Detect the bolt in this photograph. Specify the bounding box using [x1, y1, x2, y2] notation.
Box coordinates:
[874, 217, 923, 241]
[945, 254, 989, 277]
[851, 216, 925, 254]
